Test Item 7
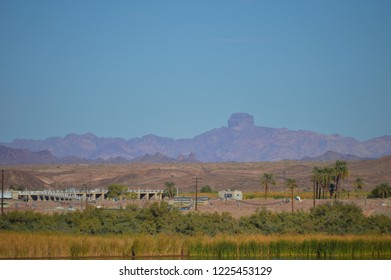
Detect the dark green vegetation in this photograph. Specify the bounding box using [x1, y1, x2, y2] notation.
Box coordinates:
[2, 202, 391, 259]
[311, 160, 348, 199]
[200, 185, 214, 193]
[369, 183, 391, 199]
[1, 202, 390, 236]
[186, 235, 391, 259]
[163, 181, 176, 198]
[107, 184, 128, 199]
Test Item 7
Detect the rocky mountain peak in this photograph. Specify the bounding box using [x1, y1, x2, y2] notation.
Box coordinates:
[228, 113, 255, 129]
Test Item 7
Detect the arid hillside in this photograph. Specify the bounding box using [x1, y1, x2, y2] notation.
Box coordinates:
[2, 156, 391, 193]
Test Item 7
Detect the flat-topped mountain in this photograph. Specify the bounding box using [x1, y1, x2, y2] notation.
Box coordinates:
[2, 113, 391, 162]
[228, 112, 255, 129]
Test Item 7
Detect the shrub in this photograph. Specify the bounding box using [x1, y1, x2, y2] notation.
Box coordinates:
[310, 201, 366, 234]
[200, 185, 213, 193]
[368, 183, 391, 199]
[1, 201, 391, 236]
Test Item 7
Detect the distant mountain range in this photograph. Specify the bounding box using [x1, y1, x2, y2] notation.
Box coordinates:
[0, 145, 199, 165]
[2, 113, 391, 164]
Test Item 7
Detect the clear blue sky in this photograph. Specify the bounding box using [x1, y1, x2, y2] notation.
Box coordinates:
[1, 0, 390, 142]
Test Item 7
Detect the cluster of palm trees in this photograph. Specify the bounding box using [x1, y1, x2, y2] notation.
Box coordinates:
[311, 160, 349, 200]
[260, 160, 350, 207]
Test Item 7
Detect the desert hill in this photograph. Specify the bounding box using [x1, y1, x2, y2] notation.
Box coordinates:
[300, 151, 371, 162]
[2, 156, 391, 193]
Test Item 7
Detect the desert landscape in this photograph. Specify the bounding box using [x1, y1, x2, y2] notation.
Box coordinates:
[2, 156, 391, 217]
[3, 156, 391, 192]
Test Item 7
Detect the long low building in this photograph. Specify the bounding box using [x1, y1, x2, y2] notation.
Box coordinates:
[3, 189, 165, 202]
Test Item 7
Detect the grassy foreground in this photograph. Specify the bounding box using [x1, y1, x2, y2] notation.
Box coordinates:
[1, 232, 391, 259]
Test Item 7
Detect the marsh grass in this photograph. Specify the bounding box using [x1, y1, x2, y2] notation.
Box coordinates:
[195, 234, 391, 259]
[1, 232, 390, 259]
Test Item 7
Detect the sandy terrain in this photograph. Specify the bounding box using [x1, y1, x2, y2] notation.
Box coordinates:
[2, 157, 390, 218]
[3, 156, 391, 194]
[196, 197, 391, 218]
[3, 196, 390, 219]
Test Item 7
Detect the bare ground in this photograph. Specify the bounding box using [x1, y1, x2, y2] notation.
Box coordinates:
[3, 197, 391, 219]
[2, 156, 391, 194]
[2, 156, 391, 217]
[196, 197, 391, 218]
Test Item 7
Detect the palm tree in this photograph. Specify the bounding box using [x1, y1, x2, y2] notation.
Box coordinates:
[311, 167, 322, 203]
[286, 178, 298, 212]
[163, 181, 176, 199]
[334, 160, 349, 199]
[354, 178, 364, 191]
[376, 183, 390, 199]
[319, 167, 335, 199]
[260, 173, 276, 199]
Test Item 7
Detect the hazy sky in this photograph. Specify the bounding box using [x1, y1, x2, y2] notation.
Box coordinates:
[1, 0, 391, 142]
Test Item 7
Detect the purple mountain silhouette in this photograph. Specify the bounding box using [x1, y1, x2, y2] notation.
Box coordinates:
[3, 113, 391, 162]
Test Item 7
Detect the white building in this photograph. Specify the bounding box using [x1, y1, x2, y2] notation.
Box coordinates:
[218, 189, 243, 200]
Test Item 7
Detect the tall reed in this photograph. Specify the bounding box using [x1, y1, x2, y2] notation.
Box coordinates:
[186, 234, 391, 259]
[1, 232, 390, 259]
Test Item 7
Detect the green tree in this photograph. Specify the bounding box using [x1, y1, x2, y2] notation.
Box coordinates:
[107, 184, 128, 200]
[260, 173, 276, 199]
[354, 178, 364, 191]
[334, 160, 349, 199]
[311, 167, 322, 203]
[370, 183, 391, 199]
[286, 178, 298, 212]
[310, 201, 366, 234]
[128, 191, 138, 204]
[319, 167, 335, 199]
[163, 181, 176, 199]
[200, 185, 213, 193]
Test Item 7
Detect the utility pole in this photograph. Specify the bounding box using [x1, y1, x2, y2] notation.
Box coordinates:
[85, 175, 92, 210]
[283, 170, 286, 200]
[291, 187, 294, 213]
[193, 177, 201, 211]
[313, 180, 316, 207]
[1, 170, 4, 215]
